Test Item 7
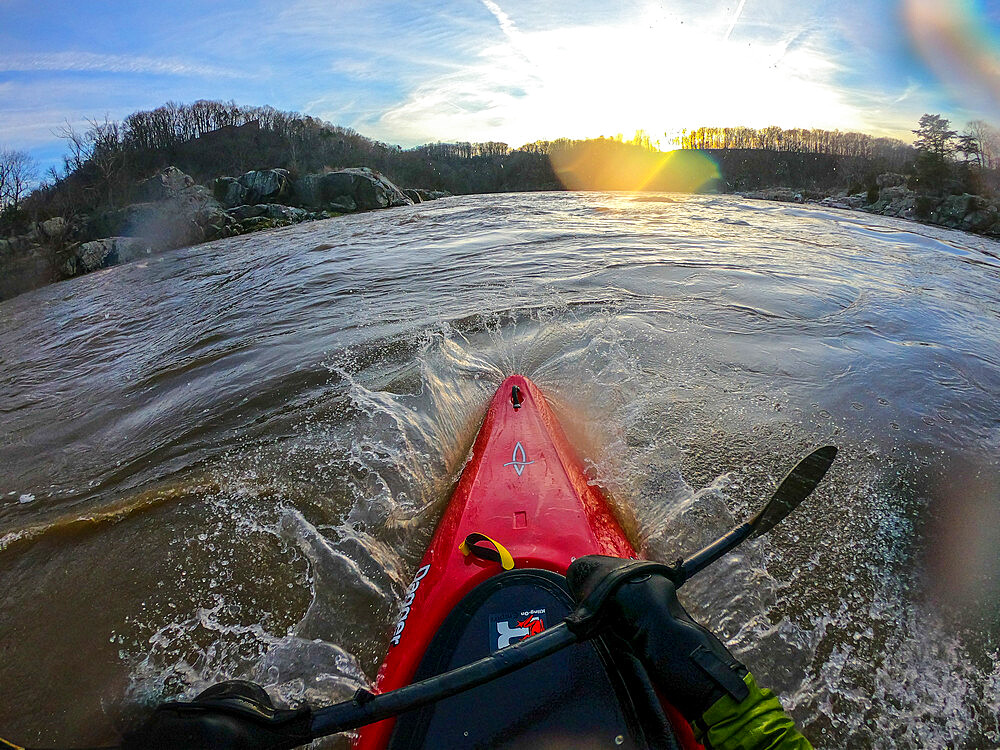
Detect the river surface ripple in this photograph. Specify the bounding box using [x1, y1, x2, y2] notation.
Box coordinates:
[1, 192, 999, 748]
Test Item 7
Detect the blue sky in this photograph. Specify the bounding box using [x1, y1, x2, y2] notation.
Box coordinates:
[2, 0, 999, 172]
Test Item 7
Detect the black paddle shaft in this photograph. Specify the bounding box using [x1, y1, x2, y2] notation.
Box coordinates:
[678, 445, 837, 583]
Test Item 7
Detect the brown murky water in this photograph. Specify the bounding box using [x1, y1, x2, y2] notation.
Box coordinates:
[2, 193, 998, 748]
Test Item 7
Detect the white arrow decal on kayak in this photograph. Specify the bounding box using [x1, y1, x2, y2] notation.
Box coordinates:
[504, 441, 534, 476]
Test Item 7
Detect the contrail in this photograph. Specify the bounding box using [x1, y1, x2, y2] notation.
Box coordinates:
[482, 0, 519, 40]
[724, 0, 749, 40]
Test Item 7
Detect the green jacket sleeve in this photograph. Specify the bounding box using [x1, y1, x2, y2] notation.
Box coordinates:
[691, 672, 812, 750]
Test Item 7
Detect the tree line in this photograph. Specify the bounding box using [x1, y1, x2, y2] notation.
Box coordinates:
[677, 125, 914, 164]
[3, 100, 999, 233]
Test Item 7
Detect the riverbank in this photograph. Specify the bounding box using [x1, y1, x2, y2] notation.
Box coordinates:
[0, 166, 449, 302]
[5, 168, 1000, 303]
[740, 174, 1000, 240]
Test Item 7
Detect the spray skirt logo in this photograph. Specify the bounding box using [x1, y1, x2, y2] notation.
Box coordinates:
[490, 608, 547, 651]
[503, 441, 534, 476]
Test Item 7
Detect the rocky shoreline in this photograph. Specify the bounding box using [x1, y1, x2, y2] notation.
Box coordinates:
[741, 172, 1000, 239]
[0, 166, 450, 301]
[5, 168, 999, 302]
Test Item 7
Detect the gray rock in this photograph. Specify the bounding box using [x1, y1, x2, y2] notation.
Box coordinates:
[296, 168, 412, 211]
[878, 185, 911, 203]
[962, 205, 998, 232]
[237, 169, 291, 204]
[263, 204, 308, 221]
[743, 188, 803, 203]
[877, 173, 907, 188]
[138, 166, 195, 202]
[403, 189, 422, 203]
[228, 203, 309, 223]
[327, 196, 356, 212]
[213, 177, 246, 208]
[40, 216, 67, 239]
[69, 237, 152, 275]
[933, 194, 974, 227]
[228, 204, 267, 221]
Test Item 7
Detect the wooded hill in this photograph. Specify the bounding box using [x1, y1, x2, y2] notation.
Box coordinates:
[8, 101, 928, 228]
[0, 98, 971, 231]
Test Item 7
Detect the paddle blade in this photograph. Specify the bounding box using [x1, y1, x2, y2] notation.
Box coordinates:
[748, 445, 837, 539]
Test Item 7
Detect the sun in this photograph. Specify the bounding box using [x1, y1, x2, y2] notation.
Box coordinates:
[374, 4, 863, 148]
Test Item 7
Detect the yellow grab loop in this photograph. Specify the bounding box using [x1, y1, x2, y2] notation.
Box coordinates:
[0, 737, 25, 750]
[459, 532, 515, 570]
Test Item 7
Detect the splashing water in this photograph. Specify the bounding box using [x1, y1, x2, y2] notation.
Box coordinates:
[1, 193, 998, 748]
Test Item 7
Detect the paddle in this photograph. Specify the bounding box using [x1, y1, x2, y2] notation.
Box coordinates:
[309, 444, 838, 738]
[676, 445, 838, 583]
[6, 445, 836, 749]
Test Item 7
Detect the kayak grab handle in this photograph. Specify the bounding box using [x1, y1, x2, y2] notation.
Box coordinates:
[459, 533, 515, 570]
[511, 385, 523, 409]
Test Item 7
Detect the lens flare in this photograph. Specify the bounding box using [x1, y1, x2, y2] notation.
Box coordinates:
[922, 458, 1000, 620]
[548, 141, 721, 193]
[902, 0, 1000, 118]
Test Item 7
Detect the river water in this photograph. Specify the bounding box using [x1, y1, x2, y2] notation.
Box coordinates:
[1, 192, 998, 749]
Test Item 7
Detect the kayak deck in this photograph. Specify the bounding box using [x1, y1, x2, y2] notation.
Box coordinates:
[354, 375, 696, 749]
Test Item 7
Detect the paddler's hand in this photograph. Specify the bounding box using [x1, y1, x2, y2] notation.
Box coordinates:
[121, 680, 313, 750]
[567, 555, 750, 722]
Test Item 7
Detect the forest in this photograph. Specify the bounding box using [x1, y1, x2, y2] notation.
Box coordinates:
[2, 99, 999, 231]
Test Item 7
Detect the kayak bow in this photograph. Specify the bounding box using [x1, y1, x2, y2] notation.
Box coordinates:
[355, 374, 698, 749]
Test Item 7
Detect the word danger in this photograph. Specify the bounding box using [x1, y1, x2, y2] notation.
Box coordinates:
[390, 564, 431, 646]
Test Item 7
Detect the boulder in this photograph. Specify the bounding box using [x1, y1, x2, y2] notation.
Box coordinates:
[213, 177, 246, 208]
[743, 187, 804, 203]
[237, 169, 291, 204]
[962, 205, 999, 232]
[296, 168, 412, 211]
[407, 188, 451, 202]
[403, 189, 422, 203]
[138, 166, 195, 201]
[228, 204, 267, 221]
[124, 188, 225, 248]
[228, 203, 310, 223]
[40, 216, 67, 239]
[263, 204, 308, 221]
[932, 194, 974, 228]
[64, 237, 153, 276]
[817, 197, 856, 210]
[91, 168, 229, 250]
[878, 185, 911, 203]
[876, 173, 907, 188]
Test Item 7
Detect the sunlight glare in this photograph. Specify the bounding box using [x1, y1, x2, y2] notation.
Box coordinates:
[374, 3, 863, 147]
[549, 142, 721, 192]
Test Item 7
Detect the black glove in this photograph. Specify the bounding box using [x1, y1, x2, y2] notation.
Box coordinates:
[567, 555, 750, 721]
[121, 680, 313, 750]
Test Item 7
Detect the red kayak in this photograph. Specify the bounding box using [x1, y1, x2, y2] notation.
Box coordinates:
[354, 375, 700, 749]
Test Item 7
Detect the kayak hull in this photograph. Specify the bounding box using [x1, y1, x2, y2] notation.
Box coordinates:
[354, 375, 696, 749]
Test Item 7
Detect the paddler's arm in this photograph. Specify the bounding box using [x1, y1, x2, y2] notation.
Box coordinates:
[692, 672, 811, 750]
[567, 556, 812, 750]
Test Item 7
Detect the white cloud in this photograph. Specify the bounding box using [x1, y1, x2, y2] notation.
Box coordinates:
[0, 52, 237, 78]
[369, 2, 875, 147]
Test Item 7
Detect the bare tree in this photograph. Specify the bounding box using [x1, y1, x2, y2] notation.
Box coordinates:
[0, 147, 38, 213]
[53, 120, 94, 173]
[966, 120, 1000, 169]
